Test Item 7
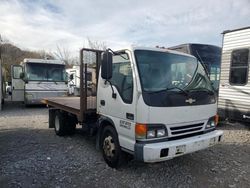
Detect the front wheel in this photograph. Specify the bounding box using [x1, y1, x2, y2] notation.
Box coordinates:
[101, 125, 124, 168]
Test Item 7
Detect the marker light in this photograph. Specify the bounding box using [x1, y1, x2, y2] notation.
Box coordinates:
[135, 123, 147, 139]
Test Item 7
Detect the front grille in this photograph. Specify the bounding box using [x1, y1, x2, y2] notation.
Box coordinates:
[170, 123, 204, 136]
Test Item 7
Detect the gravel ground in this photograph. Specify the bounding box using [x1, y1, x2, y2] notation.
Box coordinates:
[0, 102, 249, 188]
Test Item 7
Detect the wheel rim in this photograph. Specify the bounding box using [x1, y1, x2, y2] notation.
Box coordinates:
[103, 135, 115, 158]
[55, 115, 60, 132]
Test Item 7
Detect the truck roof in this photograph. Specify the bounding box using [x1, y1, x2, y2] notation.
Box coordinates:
[168, 43, 220, 49]
[123, 46, 195, 58]
[22, 58, 65, 65]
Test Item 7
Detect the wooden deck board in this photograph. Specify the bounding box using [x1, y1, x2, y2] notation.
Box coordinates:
[42, 96, 97, 114]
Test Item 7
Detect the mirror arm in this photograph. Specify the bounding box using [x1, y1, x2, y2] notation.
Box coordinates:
[21, 77, 28, 84]
[104, 80, 117, 99]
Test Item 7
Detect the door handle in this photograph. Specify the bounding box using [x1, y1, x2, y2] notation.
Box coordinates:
[126, 113, 134, 120]
[100, 100, 105, 106]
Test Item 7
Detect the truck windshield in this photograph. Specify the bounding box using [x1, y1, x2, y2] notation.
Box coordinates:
[134, 50, 215, 107]
[135, 50, 213, 93]
[26, 63, 67, 82]
[190, 44, 221, 91]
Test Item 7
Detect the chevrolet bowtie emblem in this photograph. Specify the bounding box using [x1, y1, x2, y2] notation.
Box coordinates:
[185, 98, 196, 104]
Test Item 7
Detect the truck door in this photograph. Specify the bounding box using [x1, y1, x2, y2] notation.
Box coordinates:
[11, 65, 24, 101]
[98, 52, 136, 151]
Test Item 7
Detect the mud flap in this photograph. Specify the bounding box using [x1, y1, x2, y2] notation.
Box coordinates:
[49, 108, 57, 128]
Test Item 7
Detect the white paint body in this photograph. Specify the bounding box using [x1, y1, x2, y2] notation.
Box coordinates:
[11, 58, 68, 104]
[66, 66, 80, 95]
[66, 65, 96, 96]
[97, 47, 223, 162]
[218, 27, 250, 122]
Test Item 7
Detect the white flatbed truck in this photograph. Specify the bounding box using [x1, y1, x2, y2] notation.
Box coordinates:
[43, 47, 223, 168]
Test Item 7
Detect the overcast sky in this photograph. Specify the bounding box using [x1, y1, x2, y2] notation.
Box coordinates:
[0, 0, 250, 56]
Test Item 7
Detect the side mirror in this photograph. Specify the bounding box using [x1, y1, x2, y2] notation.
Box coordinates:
[101, 51, 113, 80]
[69, 74, 74, 80]
[20, 72, 25, 79]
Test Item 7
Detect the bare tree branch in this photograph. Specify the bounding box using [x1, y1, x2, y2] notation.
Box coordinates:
[87, 38, 107, 50]
[54, 45, 72, 66]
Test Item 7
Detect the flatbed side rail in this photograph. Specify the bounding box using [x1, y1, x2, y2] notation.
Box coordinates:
[42, 98, 80, 118]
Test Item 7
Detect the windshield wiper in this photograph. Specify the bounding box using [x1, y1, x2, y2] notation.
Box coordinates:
[187, 88, 214, 95]
[195, 50, 210, 77]
[146, 86, 189, 96]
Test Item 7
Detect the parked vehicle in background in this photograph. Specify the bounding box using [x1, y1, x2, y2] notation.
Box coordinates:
[218, 26, 250, 123]
[168, 44, 221, 92]
[11, 58, 68, 105]
[43, 47, 223, 168]
[66, 65, 96, 96]
[6, 82, 11, 95]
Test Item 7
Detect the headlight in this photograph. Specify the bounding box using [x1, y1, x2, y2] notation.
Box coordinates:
[156, 129, 166, 137]
[206, 115, 219, 129]
[147, 130, 156, 138]
[25, 94, 33, 100]
[135, 124, 167, 139]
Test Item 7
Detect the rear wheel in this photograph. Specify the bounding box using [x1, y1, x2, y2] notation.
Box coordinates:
[101, 125, 124, 168]
[54, 111, 76, 136]
[54, 111, 66, 136]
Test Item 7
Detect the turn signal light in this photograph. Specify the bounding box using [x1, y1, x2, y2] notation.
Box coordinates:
[135, 123, 147, 139]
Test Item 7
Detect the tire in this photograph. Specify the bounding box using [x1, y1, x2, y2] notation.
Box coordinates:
[54, 111, 67, 136]
[54, 111, 76, 136]
[49, 109, 56, 128]
[101, 125, 124, 168]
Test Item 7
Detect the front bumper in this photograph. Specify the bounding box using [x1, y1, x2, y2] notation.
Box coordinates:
[25, 91, 67, 105]
[134, 130, 223, 163]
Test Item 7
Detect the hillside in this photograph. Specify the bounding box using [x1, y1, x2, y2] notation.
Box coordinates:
[0, 43, 52, 81]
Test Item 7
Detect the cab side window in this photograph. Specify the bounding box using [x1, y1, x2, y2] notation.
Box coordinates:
[13, 66, 23, 79]
[110, 54, 133, 104]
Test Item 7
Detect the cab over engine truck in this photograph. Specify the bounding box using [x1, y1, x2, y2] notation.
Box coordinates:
[43, 47, 223, 168]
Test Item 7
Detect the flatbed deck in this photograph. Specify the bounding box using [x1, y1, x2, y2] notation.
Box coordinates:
[42, 96, 97, 117]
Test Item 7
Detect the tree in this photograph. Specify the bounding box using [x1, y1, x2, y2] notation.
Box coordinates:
[86, 38, 107, 51]
[53, 45, 73, 66]
[81, 38, 107, 67]
[0, 34, 48, 81]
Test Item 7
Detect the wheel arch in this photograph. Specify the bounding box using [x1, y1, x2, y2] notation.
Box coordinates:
[96, 116, 117, 150]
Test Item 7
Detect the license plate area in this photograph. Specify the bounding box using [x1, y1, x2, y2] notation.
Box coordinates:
[209, 137, 217, 146]
[176, 145, 186, 155]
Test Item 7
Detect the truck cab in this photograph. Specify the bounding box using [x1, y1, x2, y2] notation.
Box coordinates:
[97, 47, 223, 165]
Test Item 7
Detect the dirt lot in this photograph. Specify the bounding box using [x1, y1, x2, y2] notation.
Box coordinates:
[0, 102, 249, 188]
